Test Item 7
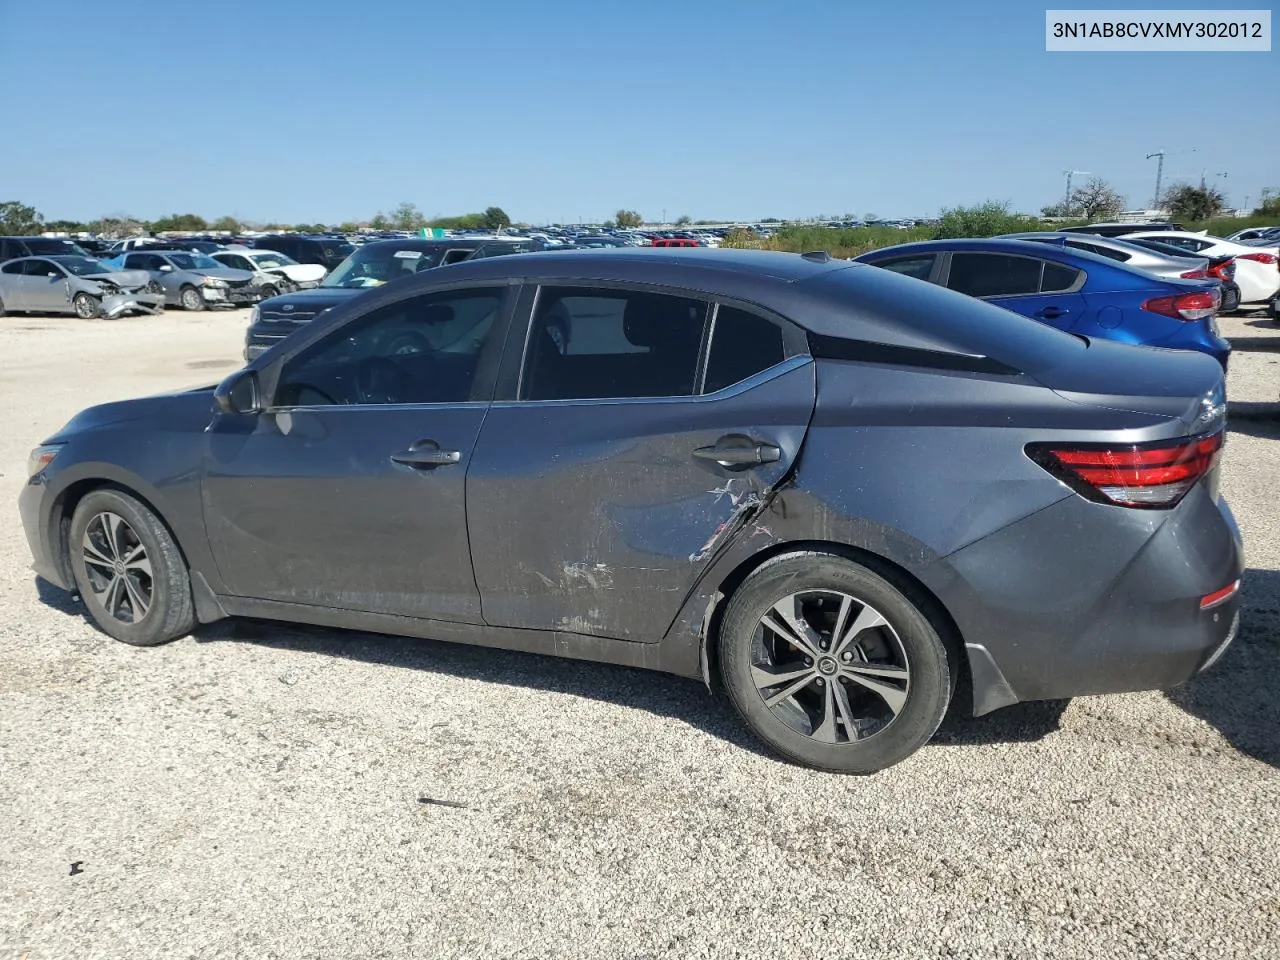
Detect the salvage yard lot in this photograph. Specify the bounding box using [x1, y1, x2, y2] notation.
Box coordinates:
[1, 309, 1278, 959]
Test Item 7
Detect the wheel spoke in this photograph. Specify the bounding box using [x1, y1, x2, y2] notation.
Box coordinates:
[844, 662, 910, 681]
[831, 680, 861, 742]
[843, 671, 908, 716]
[122, 575, 150, 619]
[832, 604, 888, 657]
[752, 662, 815, 691]
[100, 575, 124, 617]
[99, 513, 122, 560]
[125, 555, 153, 578]
[761, 671, 817, 709]
[82, 536, 114, 570]
[764, 598, 822, 658]
[813, 682, 839, 743]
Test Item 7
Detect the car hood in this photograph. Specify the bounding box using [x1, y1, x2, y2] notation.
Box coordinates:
[256, 286, 361, 323]
[273, 263, 327, 282]
[82, 269, 153, 288]
[45, 384, 218, 442]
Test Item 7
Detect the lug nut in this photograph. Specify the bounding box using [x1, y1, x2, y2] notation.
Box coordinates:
[842, 652, 852, 661]
[815, 678, 824, 686]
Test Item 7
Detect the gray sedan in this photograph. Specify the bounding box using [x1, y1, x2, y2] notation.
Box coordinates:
[107, 251, 260, 311]
[1000, 232, 1209, 280]
[0, 255, 163, 319]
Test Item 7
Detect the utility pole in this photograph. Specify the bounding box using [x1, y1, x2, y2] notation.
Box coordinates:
[1146, 148, 1196, 210]
[1063, 169, 1090, 213]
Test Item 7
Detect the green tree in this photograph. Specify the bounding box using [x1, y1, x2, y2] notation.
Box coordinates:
[391, 201, 425, 231]
[1162, 183, 1226, 222]
[45, 219, 87, 233]
[0, 200, 44, 234]
[1040, 201, 1072, 218]
[1254, 188, 1279, 216]
[151, 212, 208, 232]
[337, 221, 360, 234]
[89, 213, 146, 237]
[1070, 177, 1125, 220]
[932, 201, 1040, 239]
[211, 215, 241, 233]
[482, 206, 511, 230]
[615, 209, 643, 228]
[675, 214, 692, 226]
[428, 212, 487, 230]
[369, 212, 391, 231]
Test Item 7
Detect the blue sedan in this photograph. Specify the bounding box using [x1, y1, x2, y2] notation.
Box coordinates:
[853, 238, 1230, 366]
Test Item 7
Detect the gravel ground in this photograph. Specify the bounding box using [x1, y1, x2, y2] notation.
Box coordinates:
[1, 307, 1277, 960]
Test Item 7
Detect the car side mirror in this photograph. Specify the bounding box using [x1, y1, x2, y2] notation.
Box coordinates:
[158, 264, 173, 272]
[48, 272, 60, 278]
[214, 369, 261, 415]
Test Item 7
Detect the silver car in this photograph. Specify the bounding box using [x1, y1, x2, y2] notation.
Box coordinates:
[107, 251, 260, 311]
[0, 255, 163, 319]
[1000, 232, 1209, 280]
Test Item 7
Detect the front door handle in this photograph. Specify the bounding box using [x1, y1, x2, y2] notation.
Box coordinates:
[1035, 306, 1069, 320]
[692, 435, 782, 469]
[390, 440, 461, 468]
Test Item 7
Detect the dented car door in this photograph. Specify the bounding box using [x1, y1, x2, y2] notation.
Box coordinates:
[466, 286, 817, 642]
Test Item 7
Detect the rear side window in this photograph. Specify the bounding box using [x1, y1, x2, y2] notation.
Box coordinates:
[1041, 262, 1081, 293]
[522, 286, 707, 401]
[875, 255, 935, 281]
[946, 254, 1042, 297]
[703, 306, 785, 393]
[1067, 240, 1128, 262]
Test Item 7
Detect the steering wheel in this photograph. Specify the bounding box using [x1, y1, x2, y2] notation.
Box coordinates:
[354, 356, 414, 404]
[383, 331, 431, 356]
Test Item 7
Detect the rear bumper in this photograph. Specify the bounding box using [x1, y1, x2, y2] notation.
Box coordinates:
[102, 293, 164, 318]
[932, 484, 1243, 713]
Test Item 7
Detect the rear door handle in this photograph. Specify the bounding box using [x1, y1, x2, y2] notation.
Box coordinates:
[390, 440, 461, 468]
[692, 436, 782, 469]
[1035, 306, 1069, 320]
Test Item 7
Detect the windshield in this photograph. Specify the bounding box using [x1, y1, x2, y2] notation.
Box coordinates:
[167, 253, 222, 270]
[251, 252, 298, 267]
[322, 245, 443, 288]
[54, 256, 117, 276]
[28, 239, 88, 257]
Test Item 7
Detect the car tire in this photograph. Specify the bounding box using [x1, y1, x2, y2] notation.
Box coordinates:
[261, 285, 280, 299]
[719, 551, 954, 774]
[0, 295, 6, 317]
[180, 285, 205, 311]
[72, 292, 101, 319]
[1219, 284, 1241, 314]
[68, 489, 195, 647]
[144, 281, 163, 295]
[1269, 297, 1279, 322]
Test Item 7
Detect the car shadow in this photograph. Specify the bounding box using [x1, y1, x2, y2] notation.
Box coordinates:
[1241, 317, 1278, 329]
[1224, 336, 1280, 353]
[35, 575, 1068, 760]
[1227, 414, 1280, 438]
[1164, 567, 1280, 769]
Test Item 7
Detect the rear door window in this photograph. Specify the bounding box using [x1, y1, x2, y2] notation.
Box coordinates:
[875, 255, 936, 281]
[702, 306, 786, 393]
[946, 253, 1043, 297]
[521, 286, 708, 400]
[23, 259, 57, 276]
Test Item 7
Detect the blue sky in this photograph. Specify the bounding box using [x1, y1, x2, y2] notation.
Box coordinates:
[0, 0, 1274, 224]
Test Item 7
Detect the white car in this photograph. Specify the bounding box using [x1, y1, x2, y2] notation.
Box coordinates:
[211, 248, 327, 296]
[1122, 230, 1280, 306]
[1226, 226, 1280, 243]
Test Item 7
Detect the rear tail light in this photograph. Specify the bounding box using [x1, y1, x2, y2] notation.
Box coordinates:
[1026, 430, 1224, 509]
[1208, 259, 1236, 282]
[1237, 251, 1278, 266]
[1200, 580, 1240, 610]
[1180, 269, 1208, 279]
[1141, 289, 1219, 321]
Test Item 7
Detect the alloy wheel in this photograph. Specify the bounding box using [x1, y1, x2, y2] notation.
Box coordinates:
[74, 294, 98, 319]
[752, 591, 910, 743]
[181, 288, 203, 310]
[81, 512, 152, 623]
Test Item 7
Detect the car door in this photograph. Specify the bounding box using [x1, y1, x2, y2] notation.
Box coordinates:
[0, 259, 29, 310]
[466, 284, 816, 642]
[942, 251, 1087, 332]
[201, 283, 514, 621]
[22, 259, 69, 313]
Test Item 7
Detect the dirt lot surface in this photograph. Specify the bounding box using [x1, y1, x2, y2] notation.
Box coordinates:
[1, 307, 1277, 960]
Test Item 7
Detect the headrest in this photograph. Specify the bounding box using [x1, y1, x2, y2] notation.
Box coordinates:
[623, 294, 703, 348]
[421, 304, 455, 325]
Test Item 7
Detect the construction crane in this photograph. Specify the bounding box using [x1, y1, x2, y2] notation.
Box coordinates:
[1145, 148, 1197, 209]
[1063, 170, 1091, 213]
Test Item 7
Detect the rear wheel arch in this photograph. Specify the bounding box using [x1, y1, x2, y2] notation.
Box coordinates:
[701, 539, 967, 697]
